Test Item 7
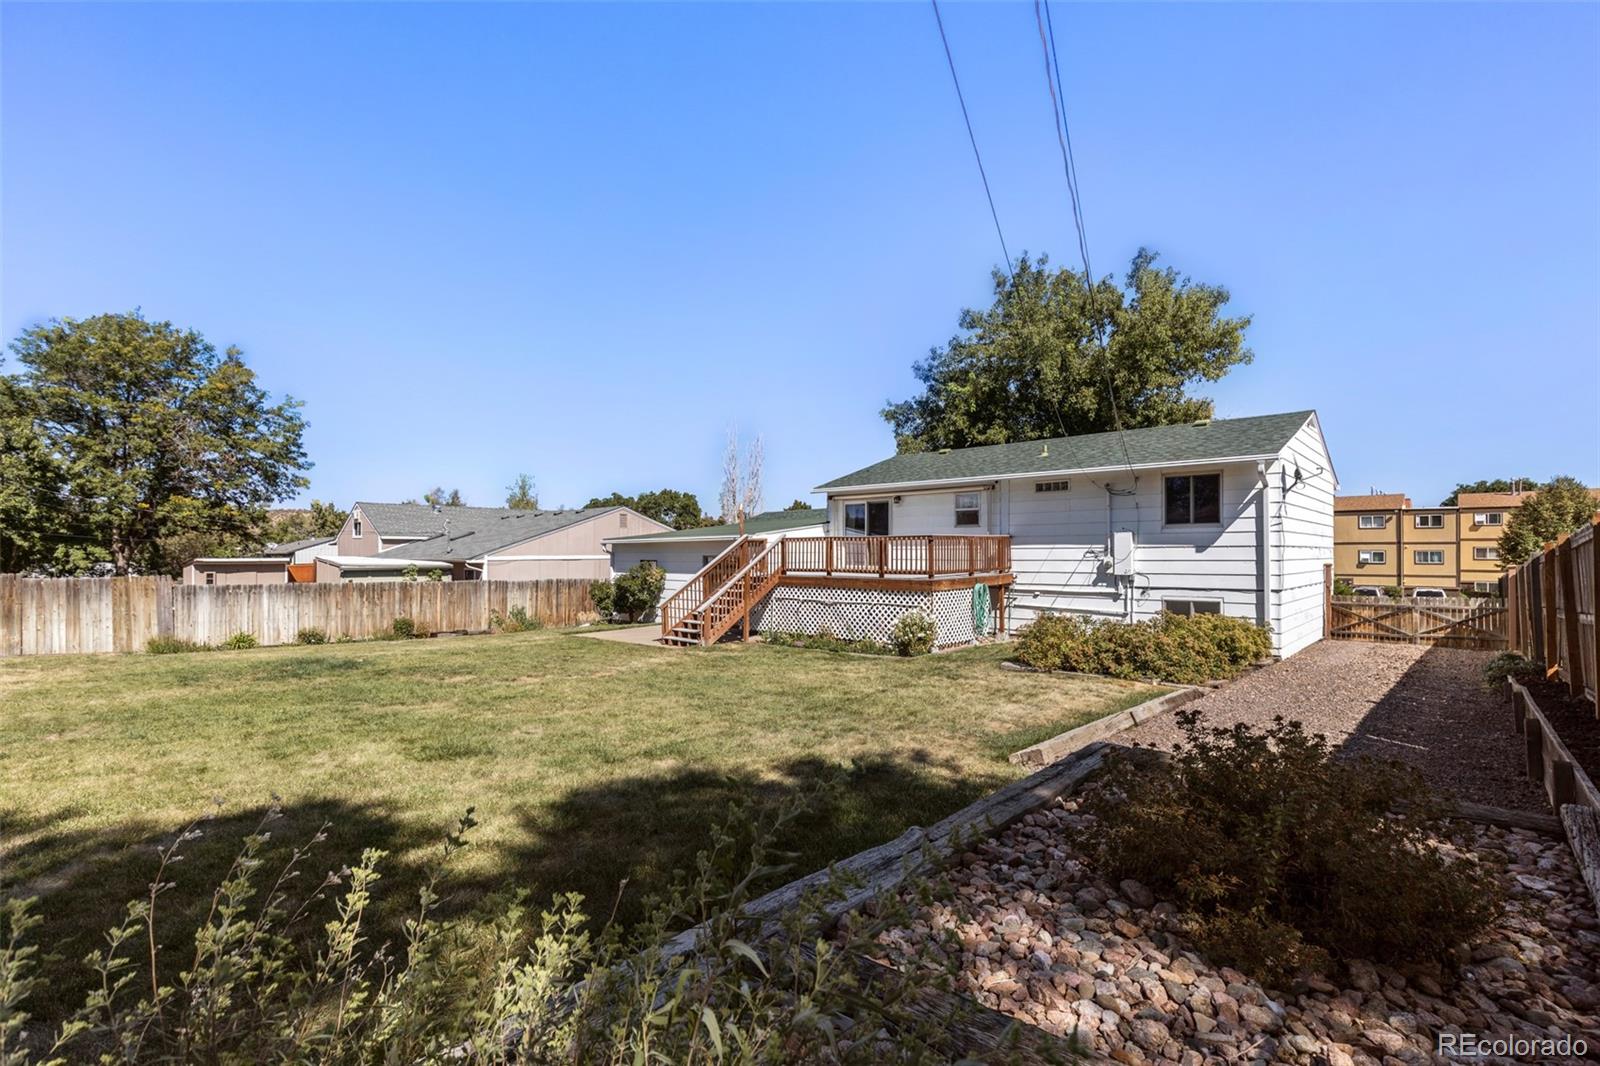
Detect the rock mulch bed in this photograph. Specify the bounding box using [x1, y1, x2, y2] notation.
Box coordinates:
[851, 790, 1600, 1065]
[1118, 642, 1548, 814]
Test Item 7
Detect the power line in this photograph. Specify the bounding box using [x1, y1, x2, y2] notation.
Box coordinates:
[1033, 0, 1136, 476]
[930, 0, 1013, 282]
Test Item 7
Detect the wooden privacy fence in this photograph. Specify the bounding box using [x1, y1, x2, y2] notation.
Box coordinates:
[0, 575, 597, 657]
[1326, 596, 1507, 649]
[1504, 517, 1598, 708]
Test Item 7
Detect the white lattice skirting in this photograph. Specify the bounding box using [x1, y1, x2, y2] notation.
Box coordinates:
[750, 584, 998, 647]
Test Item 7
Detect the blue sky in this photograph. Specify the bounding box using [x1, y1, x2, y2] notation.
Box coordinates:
[3, 2, 1596, 513]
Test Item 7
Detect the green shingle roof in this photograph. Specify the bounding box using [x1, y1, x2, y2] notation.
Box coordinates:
[815, 411, 1317, 491]
[606, 508, 828, 543]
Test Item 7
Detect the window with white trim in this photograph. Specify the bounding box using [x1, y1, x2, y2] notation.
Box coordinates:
[1473, 546, 1499, 560]
[1164, 600, 1222, 617]
[619, 513, 628, 529]
[205, 572, 216, 586]
[1480, 512, 1503, 526]
[1413, 514, 1444, 529]
[1164, 473, 1221, 525]
[954, 492, 981, 527]
[1358, 549, 1386, 564]
[844, 500, 890, 535]
[1414, 550, 1445, 565]
[352, 517, 363, 538]
[1473, 581, 1499, 592]
[1357, 514, 1385, 529]
[1035, 480, 1070, 493]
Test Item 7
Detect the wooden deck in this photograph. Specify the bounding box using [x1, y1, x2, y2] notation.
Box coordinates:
[658, 535, 1013, 646]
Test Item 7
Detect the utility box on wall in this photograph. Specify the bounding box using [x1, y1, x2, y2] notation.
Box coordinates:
[1109, 530, 1136, 576]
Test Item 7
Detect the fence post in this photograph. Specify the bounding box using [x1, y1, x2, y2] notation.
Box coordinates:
[1551, 758, 1578, 810]
[1512, 685, 1527, 734]
[1559, 538, 1585, 698]
[1542, 545, 1559, 674]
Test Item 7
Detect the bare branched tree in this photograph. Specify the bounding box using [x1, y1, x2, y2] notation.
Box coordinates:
[741, 435, 764, 517]
[719, 426, 741, 522]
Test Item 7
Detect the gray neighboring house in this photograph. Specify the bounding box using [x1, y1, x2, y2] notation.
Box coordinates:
[316, 502, 670, 583]
[606, 508, 828, 604]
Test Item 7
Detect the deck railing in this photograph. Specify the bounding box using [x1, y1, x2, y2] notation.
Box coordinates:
[659, 535, 759, 638]
[779, 535, 1010, 579]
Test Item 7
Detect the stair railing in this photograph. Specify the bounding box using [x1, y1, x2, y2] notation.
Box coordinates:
[659, 535, 752, 638]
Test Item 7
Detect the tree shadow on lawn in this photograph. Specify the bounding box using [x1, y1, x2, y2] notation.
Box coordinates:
[6, 749, 1013, 1026]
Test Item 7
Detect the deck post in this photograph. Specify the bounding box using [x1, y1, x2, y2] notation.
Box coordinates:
[825, 538, 833, 576]
[967, 539, 975, 576]
[928, 538, 936, 579]
[1526, 716, 1544, 783]
[878, 538, 886, 579]
[742, 571, 752, 642]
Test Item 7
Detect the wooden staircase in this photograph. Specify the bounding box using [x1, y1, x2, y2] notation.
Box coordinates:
[659, 536, 786, 647]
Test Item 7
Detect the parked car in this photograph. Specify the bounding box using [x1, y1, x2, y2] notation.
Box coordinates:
[1352, 586, 1384, 598]
[1411, 587, 1447, 599]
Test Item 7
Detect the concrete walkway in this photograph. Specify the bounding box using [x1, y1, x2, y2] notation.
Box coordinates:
[569, 624, 669, 647]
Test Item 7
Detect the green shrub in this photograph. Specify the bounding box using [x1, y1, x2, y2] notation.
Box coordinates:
[889, 610, 937, 657]
[1482, 651, 1541, 689]
[1385, 585, 1404, 601]
[589, 579, 616, 619]
[222, 632, 259, 650]
[0, 799, 991, 1064]
[145, 637, 210, 655]
[391, 616, 417, 640]
[761, 629, 893, 655]
[1332, 577, 1356, 597]
[1085, 711, 1501, 986]
[489, 605, 544, 634]
[294, 627, 328, 645]
[612, 563, 665, 622]
[1015, 611, 1271, 684]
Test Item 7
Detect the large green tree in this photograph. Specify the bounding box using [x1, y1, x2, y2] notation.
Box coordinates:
[1440, 478, 1538, 506]
[505, 473, 539, 510]
[882, 251, 1253, 452]
[2, 312, 309, 575]
[584, 489, 711, 530]
[1497, 476, 1598, 565]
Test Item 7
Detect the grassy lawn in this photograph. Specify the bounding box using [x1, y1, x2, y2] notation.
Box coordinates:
[1, 629, 1159, 1018]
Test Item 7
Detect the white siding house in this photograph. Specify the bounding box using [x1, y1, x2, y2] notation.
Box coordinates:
[815, 411, 1336, 658]
[607, 509, 828, 605]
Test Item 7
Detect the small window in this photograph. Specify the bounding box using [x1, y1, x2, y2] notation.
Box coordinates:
[1473, 547, 1500, 561]
[1474, 581, 1499, 593]
[954, 492, 981, 527]
[1035, 480, 1070, 493]
[619, 513, 628, 529]
[1358, 549, 1386, 564]
[205, 571, 216, 586]
[352, 517, 363, 538]
[1164, 600, 1222, 617]
[1357, 514, 1385, 529]
[639, 558, 657, 568]
[1164, 474, 1221, 525]
[1414, 550, 1445, 565]
[702, 555, 714, 566]
[1413, 514, 1444, 529]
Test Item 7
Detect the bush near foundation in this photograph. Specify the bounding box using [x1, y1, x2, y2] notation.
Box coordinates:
[1085, 711, 1501, 986]
[1014, 611, 1271, 684]
[889, 611, 937, 656]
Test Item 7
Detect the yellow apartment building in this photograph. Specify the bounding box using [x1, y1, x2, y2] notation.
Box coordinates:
[1336, 487, 1598, 594]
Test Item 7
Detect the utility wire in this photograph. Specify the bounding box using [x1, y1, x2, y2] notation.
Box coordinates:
[931, 0, 1013, 282]
[1033, 0, 1136, 476]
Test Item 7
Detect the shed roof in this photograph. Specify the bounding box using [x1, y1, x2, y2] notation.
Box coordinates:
[262, 534, 336, 556]
[607, 508, 828, 545]
[371, 506, 632, 562]
[815, 411, 1317, 491]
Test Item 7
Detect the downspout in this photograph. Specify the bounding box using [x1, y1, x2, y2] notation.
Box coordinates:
[1255, 462, 1271, 631]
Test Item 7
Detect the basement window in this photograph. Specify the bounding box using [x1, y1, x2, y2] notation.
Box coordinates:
[954, 492, 981, 527]
[1164, 600, 1221, 617]
[1164, 474, 1221, 525]
[1357, 514, 1385, 529]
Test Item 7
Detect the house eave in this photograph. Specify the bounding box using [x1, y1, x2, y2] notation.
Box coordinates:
[814, 453, 1282, 496]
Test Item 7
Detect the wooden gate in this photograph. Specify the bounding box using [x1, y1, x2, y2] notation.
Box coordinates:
[1328, 597, 1507, 649]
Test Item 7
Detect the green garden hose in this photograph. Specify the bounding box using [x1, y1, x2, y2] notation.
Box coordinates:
[971, 582, 989, 635]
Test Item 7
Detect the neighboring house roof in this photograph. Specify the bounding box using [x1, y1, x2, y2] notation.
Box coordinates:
[815, 411, 1318, 492]
[606, 508, 829, 545]
[319, 554, 450, 571]
[1456, 489, 1600, 508]
[353, 501, 547, 539]
[1334, 493, 1410, 511]
[371, 506, 632, 562]
[262, 535, 335, 556]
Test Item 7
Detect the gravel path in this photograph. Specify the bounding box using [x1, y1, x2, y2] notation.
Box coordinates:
[1118, 641, 1547, 812]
